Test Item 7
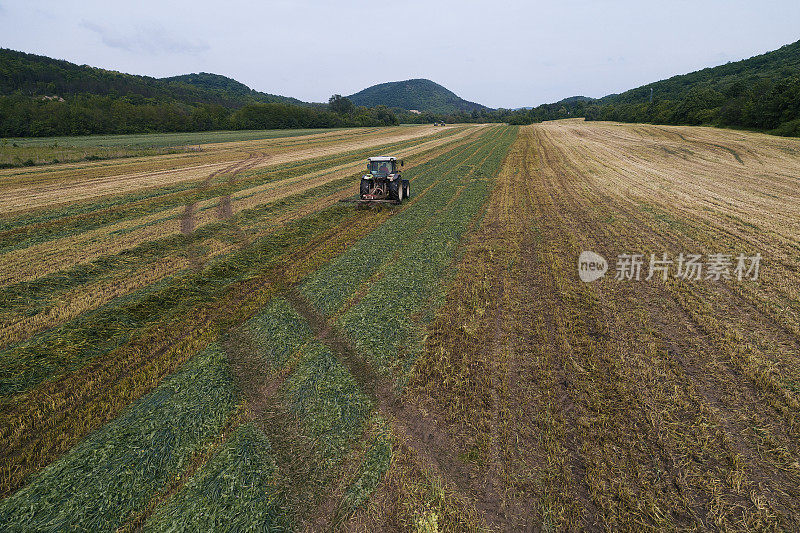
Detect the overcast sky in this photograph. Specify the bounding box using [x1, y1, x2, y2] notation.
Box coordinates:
[1, 0, 799, 108]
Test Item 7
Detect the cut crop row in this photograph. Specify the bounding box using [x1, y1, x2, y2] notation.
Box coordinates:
[0, 344, 239, 531]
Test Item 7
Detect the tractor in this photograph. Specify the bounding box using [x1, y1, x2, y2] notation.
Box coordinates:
[359, 156, 410, 203]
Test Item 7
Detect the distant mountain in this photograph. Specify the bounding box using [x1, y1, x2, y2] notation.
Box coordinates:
[554, 96, 595, 105]
[162, 72, 305, 106]
[593, 39, 800, 134]
[0, 49, 304, 107]
[514, 96, 594, 111]
[162, 72, 254, 95]
[347, 79, 489, 114]
[0, 48, 403, 137]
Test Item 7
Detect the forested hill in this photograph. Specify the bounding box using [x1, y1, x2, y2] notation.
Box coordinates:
[161, 72, 306, 106]
[0, 49, 400, 136]
[0, 49, 303, 107]
[348, 79, 488, 114]
[162, 73, 255, 96]
[589, 39, 800, 136]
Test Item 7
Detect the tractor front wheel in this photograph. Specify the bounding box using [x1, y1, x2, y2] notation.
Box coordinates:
[402, 180, 410, 199]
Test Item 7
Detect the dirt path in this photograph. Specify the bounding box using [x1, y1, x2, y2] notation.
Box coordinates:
[285, 288, 508, 531]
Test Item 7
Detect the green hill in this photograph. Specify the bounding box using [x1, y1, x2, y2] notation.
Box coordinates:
[162, 72, 255, 96]
[0, 49, 304, 107]
[554, 96, 596, 105]
[591, 40, 800, 135]
[161, 72, 305, 106]
[0, 49, 399, 137]
[347, 79, 488, 114]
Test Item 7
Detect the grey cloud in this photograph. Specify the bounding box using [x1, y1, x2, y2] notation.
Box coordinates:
[80, 20, 208, 55]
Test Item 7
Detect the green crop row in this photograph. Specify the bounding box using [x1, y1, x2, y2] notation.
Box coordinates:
[339, 127, 517, 376]
[241, 297, 314, 370]
[336, 419, 393, 522]
[143, 423, 291, 532]
[0, 144, 195, 168]
[282, 342, 373, 467]
[0, 344, 239, 531]
[3, 127, 348, 148]
[231, 297, 394, 523]
[299, 125, 505, 315]
[143, 300, 376, 528]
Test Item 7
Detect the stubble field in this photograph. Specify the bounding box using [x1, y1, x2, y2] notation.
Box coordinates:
[0, 120, 798, 531]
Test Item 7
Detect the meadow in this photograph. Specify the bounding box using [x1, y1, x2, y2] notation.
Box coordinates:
[1, 120, 798, 531]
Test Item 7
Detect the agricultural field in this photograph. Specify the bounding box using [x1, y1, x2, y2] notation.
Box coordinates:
[0, 128, 347, 168]
[0, 118, 799, 531]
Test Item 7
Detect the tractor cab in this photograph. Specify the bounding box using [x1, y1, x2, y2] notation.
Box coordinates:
[367, 157, 400, 178]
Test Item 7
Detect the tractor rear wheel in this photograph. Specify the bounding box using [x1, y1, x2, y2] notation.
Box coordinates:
[389, 180, 402, 201]
[360, 178, 371, 199]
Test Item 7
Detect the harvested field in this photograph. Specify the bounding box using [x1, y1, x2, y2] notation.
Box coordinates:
[0, 125, 454, 211]
[408, 120, 800, 530]
[1, 120, 799, 531]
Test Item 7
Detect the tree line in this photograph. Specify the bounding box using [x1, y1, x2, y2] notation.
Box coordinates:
[0, 49, 398, 137]
[4, 42, 800, 138]
[3, 85, 798, 138]
[395, 99, 592, 126]
[0, 94, 398, 137]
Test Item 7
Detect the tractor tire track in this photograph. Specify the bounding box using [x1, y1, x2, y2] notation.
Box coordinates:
[285, 288, 507, 531]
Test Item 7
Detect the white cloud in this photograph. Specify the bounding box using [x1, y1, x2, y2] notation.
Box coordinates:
[80, 20, 208, 56]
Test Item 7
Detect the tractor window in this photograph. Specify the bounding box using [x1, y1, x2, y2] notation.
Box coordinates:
[369, 160, 394, 176]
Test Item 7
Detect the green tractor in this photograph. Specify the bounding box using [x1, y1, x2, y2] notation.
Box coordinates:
[359, 156, 410, 203]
